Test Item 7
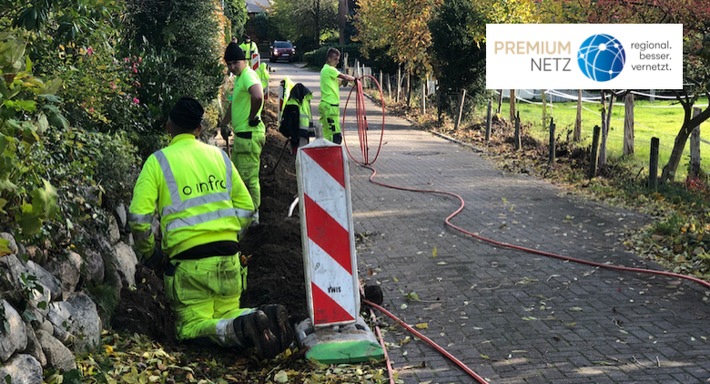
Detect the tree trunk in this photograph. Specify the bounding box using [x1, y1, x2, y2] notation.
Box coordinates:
[338, 0, 347, 46]
[509, 89, 516, 125]
[574, 89, 582, 142]
[661, 104, 710, 182]
[623, 93, 634, 156]
[313, 1, 321, 45]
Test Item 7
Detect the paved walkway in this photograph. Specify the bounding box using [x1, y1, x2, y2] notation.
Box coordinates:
[271, 64, 709, 384]
[343, 97, 709, 384]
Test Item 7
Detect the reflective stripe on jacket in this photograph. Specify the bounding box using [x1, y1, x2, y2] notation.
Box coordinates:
[128, 134, 255, 260]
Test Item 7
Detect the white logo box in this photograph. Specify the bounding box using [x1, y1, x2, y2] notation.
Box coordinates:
[486, 24, 683, 90]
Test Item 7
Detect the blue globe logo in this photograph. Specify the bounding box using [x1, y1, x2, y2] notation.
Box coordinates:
[577, 34, 625, 82]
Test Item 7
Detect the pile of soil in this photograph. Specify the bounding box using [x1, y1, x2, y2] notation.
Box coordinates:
[112, 99, 307, 347]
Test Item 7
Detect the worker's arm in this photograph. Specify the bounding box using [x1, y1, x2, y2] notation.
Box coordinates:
[128, 156, 160, 262]
[218, 102, 232, 127]
[219, 101, 233, 139]
[337, 72, 357, 83]
[248, 84, 264, 124]
[229, 161, 256, 240]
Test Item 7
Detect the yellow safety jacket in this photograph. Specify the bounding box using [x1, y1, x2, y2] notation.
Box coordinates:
[257, 63, 269, 92]
[279, 76, 295, 121]
[129, 134, 255, 260]
[285, 87, 313, 134]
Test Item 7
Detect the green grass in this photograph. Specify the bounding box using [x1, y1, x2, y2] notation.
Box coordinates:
[497, 95, 710, 181]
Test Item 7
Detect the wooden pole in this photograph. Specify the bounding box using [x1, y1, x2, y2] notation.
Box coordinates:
[454, 89, 466, 131]
[496, 89, 503, 114]
[379, 70, 383, 94]
[387, 73, 392, 99]
[649, 137, 659, 190]
[599, 91, 608, 167]
[396, 66, 401, 103]
[509, 89, 516, 125]
[541, 90, 547, 129]
[485, 99, 492, 143]
[690, 107, 702, 178]
[548, 117, 556, 164]
[514, 111, 521, 150]
[623, 93, 635, 156]
[589, 125, 601, 179]
[421, 78, 426, 114]
[574, 89, 582, 142]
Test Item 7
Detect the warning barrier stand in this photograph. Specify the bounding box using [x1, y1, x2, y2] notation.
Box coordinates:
[294, 138, 384, 363]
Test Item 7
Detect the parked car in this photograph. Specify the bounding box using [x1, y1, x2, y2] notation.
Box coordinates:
[270, 40, 296, 63]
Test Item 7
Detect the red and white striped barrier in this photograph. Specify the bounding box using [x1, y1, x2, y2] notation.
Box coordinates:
[251, 53, 260, 71]
[297, 139, 359, 327]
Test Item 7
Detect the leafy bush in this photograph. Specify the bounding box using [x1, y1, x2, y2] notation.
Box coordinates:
[28, 126, 139, 249]
[123, 0, 224, 140]
[0, 32, 62, 241]
[224, 0, 248, 39]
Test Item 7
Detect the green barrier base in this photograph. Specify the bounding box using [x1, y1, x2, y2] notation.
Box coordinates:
[305, 340, 384, 364]
[295, 316, 385, 364]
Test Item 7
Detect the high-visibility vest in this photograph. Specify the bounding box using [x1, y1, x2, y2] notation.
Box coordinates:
[285, 88, 312, 134]
[257, 63, 269, 93]
[128, 134, 255, 259]
[239, 41, 259, 67]
[278, 76, 295, 122]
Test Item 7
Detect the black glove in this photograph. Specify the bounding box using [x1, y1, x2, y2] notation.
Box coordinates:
[248, 117, 261, 127]
[143, 246, 168, 271]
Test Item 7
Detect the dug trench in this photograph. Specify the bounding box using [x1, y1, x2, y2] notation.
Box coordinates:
[111, 97, 308, 350]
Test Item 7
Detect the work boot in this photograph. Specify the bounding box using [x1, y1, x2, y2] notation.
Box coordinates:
[232, 310, 279, 360]
[260, 304, 294, 353]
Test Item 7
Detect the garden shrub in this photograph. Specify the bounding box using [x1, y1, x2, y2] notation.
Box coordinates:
[0, 32, 62, 242]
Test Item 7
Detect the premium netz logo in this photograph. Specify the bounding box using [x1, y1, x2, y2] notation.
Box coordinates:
[577, 34, 626, 82]
[493, 40, 573, 72]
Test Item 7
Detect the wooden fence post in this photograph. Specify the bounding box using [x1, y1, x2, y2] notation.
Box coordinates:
[623, 93, 635, 156]
[548, 117, 556, 164]
[690, 107, 702, 178]
[379, 70, 383, 93]
[396, 66, 402, 103]
[649, 137, 659, 190]
[387, 73, 392, 99]
[509, 89, 516, 124]
[541, 90, 547, 129]
[514, 111, 522, 150]
[574, 89, 582, 142]
[485, 99, 492, 144]
[496, 90, 503, 114]
[589, 125, 601, 179]
[421, 79, 426, 114]
[454, 89, 466, 131]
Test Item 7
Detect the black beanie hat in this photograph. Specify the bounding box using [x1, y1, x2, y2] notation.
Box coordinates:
[169, 97, 204, 130]
[224, 42, 245, 62]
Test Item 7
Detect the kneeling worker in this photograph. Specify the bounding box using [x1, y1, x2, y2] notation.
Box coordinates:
[129, 97, 293, 359]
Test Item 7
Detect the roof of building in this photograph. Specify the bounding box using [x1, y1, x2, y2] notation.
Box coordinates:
[246, 0, 272, 13]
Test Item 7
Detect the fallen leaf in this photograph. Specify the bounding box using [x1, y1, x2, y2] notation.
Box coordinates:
[415, 322, 428, 329]
[274, 370, 288, 383]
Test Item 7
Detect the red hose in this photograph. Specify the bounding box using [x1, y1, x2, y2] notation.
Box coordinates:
[342, 76, 386, 166]
[361, 164, 710, 289]
[364, 299, 490, 384]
